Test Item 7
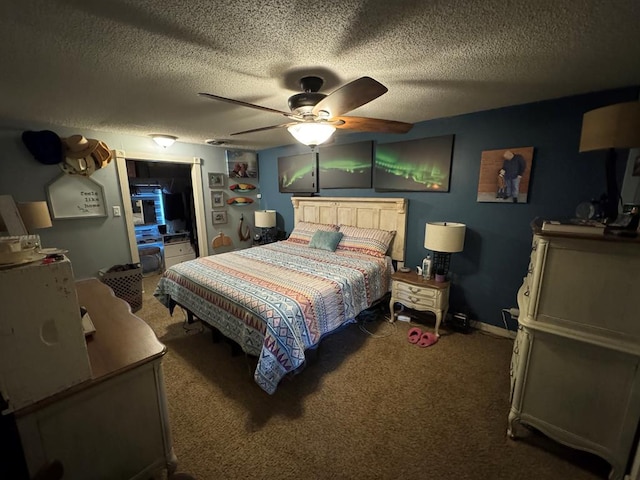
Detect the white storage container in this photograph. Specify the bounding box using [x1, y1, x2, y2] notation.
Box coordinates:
[0, 257, 91, 412]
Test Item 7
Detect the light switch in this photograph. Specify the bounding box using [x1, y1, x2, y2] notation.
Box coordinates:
[113, 206, 121, 217]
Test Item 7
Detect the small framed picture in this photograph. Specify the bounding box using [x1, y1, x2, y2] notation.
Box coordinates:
[208, 172, 225, 188]
[211, 191, 225, 208]
[212, 210, 228, 225]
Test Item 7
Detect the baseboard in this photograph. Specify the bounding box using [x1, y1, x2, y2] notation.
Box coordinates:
[470, 320, 517, 339]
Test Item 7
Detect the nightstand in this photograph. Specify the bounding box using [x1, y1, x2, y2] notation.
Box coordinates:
[253, 226, 277, 246]
[389, 271, 450, 337]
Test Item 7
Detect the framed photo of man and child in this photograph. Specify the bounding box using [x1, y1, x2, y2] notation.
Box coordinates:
[477, 147, 534, 203]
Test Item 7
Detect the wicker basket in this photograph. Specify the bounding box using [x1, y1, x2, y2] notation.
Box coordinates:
[98, 264, 143, 313]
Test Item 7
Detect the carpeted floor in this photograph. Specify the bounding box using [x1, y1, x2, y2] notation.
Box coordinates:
[139, 274, 610, 480]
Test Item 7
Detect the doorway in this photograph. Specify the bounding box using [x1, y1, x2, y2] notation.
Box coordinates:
[115, 151, 207, 266]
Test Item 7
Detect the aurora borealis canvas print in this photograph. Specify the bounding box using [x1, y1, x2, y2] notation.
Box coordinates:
[318, 141, 373, 189]
[277, 153, 318, 193]
[374, 135, 454, 192]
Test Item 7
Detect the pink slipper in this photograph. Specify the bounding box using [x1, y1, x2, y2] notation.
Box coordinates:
[417, 331, 438, 348]
[407, 327, 423, 344]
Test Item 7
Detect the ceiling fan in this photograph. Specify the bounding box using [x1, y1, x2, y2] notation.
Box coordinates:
[198, 76, 413, 146]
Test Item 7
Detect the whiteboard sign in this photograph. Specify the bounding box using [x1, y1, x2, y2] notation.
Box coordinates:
[46, 174, 107, 219]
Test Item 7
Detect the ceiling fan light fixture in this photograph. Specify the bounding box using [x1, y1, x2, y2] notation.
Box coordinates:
[287, 123, 335, 146]
[151, 134, 178, 148]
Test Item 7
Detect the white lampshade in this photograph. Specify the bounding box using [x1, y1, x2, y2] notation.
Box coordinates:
[287, 123, 335, 146]
[151, 134, 178, 148]
[424, 222, 466, 253]
[255, 210, 276, 228]
[17, 201, 53, 233]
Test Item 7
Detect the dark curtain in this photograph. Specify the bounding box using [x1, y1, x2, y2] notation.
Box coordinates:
[163, 193, 184, 221]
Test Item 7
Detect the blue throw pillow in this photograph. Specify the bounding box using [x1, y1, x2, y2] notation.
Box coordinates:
[309, 230, 344, 252]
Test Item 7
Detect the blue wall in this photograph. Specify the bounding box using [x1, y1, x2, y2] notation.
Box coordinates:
[257, 87, 640, 328]
[0, 87, 636, 327]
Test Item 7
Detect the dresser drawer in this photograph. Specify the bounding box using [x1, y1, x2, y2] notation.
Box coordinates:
[165, 253, 196, 269]
[164, 242, 194, 258]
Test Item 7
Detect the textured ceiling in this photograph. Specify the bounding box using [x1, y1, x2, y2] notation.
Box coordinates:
[1, 0, 639, 150]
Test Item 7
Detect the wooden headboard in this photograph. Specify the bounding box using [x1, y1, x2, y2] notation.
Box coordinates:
[291, 197, 408, 263]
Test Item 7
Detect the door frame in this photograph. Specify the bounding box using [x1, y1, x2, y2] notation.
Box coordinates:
[114, 150, 207, 264]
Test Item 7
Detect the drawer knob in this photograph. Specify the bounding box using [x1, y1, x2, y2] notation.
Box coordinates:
[409, 296, 419, 303]
[409, 287, 420, 294]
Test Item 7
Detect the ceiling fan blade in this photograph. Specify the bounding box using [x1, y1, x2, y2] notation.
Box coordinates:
[335, 116, 413, 134]
[312, 77, 388, 117]
[231, 123, 295, 136]
[198, 92, 291, 116]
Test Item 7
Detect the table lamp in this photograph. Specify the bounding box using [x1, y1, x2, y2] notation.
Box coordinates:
[17, 201, 53, 233]
[579, 101, 640, 222]
[17, 201, 53, 249]
[424, 222, 466, 281]
[254, 210, 276, 244]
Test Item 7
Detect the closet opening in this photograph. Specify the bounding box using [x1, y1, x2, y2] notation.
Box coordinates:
[115, 152, 207, 271]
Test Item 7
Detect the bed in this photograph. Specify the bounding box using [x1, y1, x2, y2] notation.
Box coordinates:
[154, 197, 408, 393]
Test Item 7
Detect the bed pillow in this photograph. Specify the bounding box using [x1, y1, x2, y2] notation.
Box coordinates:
[287, 221, 340, 245]
[309, 230, 343, 252]
[337, 225, 396, 257]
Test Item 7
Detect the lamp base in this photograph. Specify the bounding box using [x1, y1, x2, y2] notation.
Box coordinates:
[604, 148, 620, 223]
[253, 227, 276, 245]
[432, 251, 452, 278]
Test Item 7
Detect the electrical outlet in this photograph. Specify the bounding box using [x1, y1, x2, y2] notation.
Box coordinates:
[112, 206, 121, 217]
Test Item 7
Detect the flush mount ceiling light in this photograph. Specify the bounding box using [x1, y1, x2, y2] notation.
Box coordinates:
[287, 123, 336, 147]
[151, 134, 178, 148]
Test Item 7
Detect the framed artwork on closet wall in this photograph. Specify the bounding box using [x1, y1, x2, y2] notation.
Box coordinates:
[226, 149, 259, 179]
[212, 210, 228, 225]
[208, 172, 225, 189]
[211, 191, 225, 208]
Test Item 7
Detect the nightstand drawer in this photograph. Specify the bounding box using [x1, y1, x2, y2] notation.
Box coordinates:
[394, 281, 437, 299]
[395, 290, 437, 308]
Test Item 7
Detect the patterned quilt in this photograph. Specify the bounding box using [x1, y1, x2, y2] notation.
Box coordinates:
[154, 240, 392, 394]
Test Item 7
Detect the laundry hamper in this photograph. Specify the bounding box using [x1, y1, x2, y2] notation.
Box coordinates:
[98, 263, 143, 313]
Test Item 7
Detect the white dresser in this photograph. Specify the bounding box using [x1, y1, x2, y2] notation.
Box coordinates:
[509, 228, 640, 480]
[15, 279, 176, 479]
[163, 232, 196, 269]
